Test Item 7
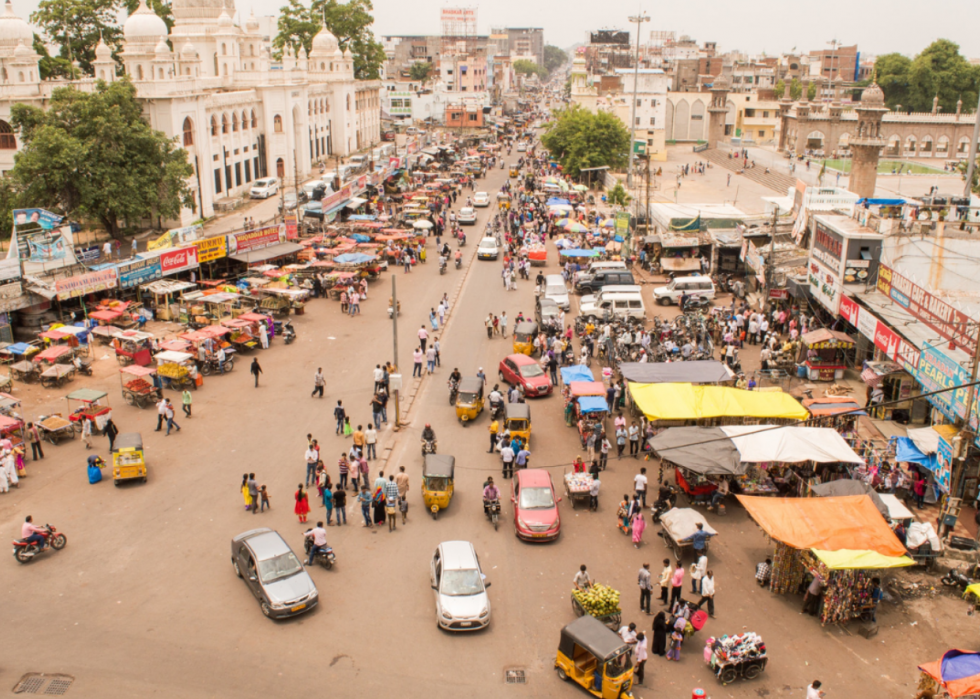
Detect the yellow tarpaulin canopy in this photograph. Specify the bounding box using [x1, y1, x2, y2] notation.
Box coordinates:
[964, 583, 980, 599]
[812, 549, 915, 570]
[629, 383, 810, 422]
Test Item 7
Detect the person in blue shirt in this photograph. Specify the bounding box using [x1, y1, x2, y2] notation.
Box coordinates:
[516, 447, 530, 470]
[681, 522, 713, 553]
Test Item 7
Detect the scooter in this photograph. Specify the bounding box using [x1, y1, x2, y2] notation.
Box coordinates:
[303, 535, 337, 570]
[421, 438, 438, 457]
[12, 524, 67, 564]
[651, 486, 678, 524]
[281, 320, 296, 345]
[454, 256, 462, 270]
[942, 564, 978, 592]
[439, 260, 447, 275]
[485, 499, 501, 531]
[448, 379, 459, 406]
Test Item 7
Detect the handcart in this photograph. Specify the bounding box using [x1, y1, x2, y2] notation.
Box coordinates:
[90, 325, 121, 346]
[65, 388, 112, 434]
[40, 364, 75, 389]
[659, 507, 717, 562]
[120, 365, 162, 408]
[9, 360, 38, 383]
[705, 634, 768, 684]
[112, 331, 154, 367]
[570, 583, 622, 630]
[154, 350, 198, 391]
[36, 414, 74, 444]
[563, 471, 593, 509]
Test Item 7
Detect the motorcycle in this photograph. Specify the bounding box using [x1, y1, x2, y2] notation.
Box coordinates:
[303, 535, 336, 570]
[421, 438, 438, 457]
[281, 320, 296, 345]
[13, 524, 67, 564]
[651, 485, 678, 524]
[454, 256, 462, 270]
[485, 499, 501, 531]
[388, 300, 401, 319]
[489, 399, 504, 421]
[200, 356, 235, 376]
[458, 234, 466, 247]
[942, 564, 978, 592]
[439, 260, 447, 275]
[448, 379, 459, 406]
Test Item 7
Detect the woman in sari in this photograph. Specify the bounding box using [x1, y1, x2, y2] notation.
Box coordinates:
[372, 485, 387, 525]
[241, 473, 252, 510]
[294, 484, 310, 523]
[631, 510, 646, 548]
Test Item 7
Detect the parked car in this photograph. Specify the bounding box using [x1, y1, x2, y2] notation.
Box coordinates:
[430, 541, 491, 631]
[543, 273, 571, 311]
[477, 237, 499, 260]
[458, 207, 477, 225]
[499, 354, 552, 397]
[382, 131, 396, 141]
[574, 269, 636, 294]
[279, 192, 299, 213]
[230, 528, 318, 619]
[250, 178, 279, 199]
[512, 469, 561, 542]
[653, 275, 717, 306]
[472, 192, 491, 207]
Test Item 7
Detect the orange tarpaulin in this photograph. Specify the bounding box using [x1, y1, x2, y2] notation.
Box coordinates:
[736, 494, 907, 557]
[919, 650, 980, 697]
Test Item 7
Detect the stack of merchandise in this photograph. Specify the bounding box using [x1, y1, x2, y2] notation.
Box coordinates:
[572, 583, 621, 619]
[769, 543, 806, 594]
[820, 568, 875, 625]
[564, 472, 593, 494]
[705, 632, 767, 671]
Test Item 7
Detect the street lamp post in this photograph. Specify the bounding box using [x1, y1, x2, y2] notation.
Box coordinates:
[626, 11, 650, 190]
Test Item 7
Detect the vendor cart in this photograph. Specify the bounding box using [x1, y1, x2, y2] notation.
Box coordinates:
[221, 318, 260, 353]
[90, 325, 121, 346]
[659, 508, 717, 562]
[563, 471, 593, 508]
[9, 360, 38, 383]
[39, 364, 75, 389]
[65, 388, 112, 434]
[36, 414, 74, 444]
[0, 371, 12, 392]
[154, 350, 198, 391]
[112, 331, 154, 367]
[119, 365, 162, 408]
[705, 635, 768, 684]
[676, 467, 718, 505]
[570, 583, 622, 630]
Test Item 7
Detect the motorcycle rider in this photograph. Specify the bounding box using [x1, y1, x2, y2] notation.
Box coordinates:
[438, 252, 448, 272]
[454, 249, 462, 267]
[488, 384, 504, 416]
[422, 423, 437, 448]
[304, 521, 329, 566]
[21, 515, 47, 549]
[441, 242, 451, 258]
[483, 476, 500, 515]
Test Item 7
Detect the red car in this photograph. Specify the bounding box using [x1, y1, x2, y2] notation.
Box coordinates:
[498, 354, 553, 397]
[512, 469, 561, 542]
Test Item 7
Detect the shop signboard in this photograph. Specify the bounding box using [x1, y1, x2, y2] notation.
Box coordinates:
[232, 227, 283, 254]
[839, 294, 859, 326]
[768, 288, 789, 300]
[811, 218, 844, 275]
[319, 184, 354, 213]
[915, 342, 971, 423]
[168, 224, 203, 245]
[808, 258, 840, 315]
[117, 257, 162, 288]
[935, 437, 953, 493]
[14, 208, 63, 230]
[55, 268, 118, 300]
[878, 264, 976, 355]
[147, 231, 173, 251]
[159, 246, 198, 275]
[194, 235, 227, 263]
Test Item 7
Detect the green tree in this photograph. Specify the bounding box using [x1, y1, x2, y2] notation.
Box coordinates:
[34, 33, 75, 80]
[607, 182, 630, 206]
[807, 81, 817, 100]
[273, 0, 385, 79]
[31, 0, 122, 75]
[541, 104, 630, 177]
[408, 61, 433, 87]
[513, 58, 547, 80]
[959, 156, 979, 195]
[874, 52, 912, 108]
[876, 41, 980, 113]
[10, 78, 195, 240]
[542, 45, 566, 75]
[774, 78, 785, 98]
[789, 78, 802, 101]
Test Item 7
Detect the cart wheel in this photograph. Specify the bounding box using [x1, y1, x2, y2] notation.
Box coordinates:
[124, 393, 136, 406]
[556, 667, 568, 682]
[719, 667, 738, 684]
[744, 663, 762, 680]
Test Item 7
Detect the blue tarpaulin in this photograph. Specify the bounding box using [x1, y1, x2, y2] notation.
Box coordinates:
[578, 396, 609, 413]
[857, 198, 906, 207]
[893, 436, 940, 475]
[560, 249, 601, 258]
[613, 235, 624, 243]
[350, 233, 371, 242]
[547, 198, 570, 207]
[560, 366, 594, 383]
[348, 215, 377, 222]
[333, 253, 376, 265]
[6, 342, 32, 355]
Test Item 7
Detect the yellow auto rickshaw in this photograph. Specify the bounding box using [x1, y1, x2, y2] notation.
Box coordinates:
[455, 376, 485, 425]
[421, 453, 454, 519]
[112, 432, 147, 485]
[555, 616, 635, 698]
[504, 402, 531, 445]
[509, 164, 520, 178]
[513, 321, 539, 356]
[497, 192, 511, 211]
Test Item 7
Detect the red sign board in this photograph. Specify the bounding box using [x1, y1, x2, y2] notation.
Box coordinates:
[319, 184, 354, 213]
[768, 288, 789, 299]
[839, 294, 859, 326]
[878, 264, 976, 354]
[234, 227, 281, 254]
[159, 246, 198, 274]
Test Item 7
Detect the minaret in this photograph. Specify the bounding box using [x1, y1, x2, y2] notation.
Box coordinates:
[777, 76, 792, 151]
[706, 73, 730, 148]
[93, 37, 116, 82]
[848, 79, 888, 198]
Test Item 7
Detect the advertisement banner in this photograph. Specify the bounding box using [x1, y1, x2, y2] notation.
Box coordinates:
[878, 264, 976, 355]
[615, 211, 630, 234]
[14, 208, 63, 230]
[76, 246, 100, 264]
[168, 224, 203, 245]
[856, 306, 878, 341]
[55, 269, 117, 300]
[117, 257, 162, 288]
[768, 288, 789, 300]
[147, 231, 173, 251]
[839, 294, 859, 326]
[934, 437, 953, 493]
[319, 184, 353, 213]
[808, 259, 840, 315]
[232, 227, 283, 254]
[159, 246, 198, 275]
[194, 236, 227, 263]
[915, 342, 972, 423]
[27, 237, 68, 263]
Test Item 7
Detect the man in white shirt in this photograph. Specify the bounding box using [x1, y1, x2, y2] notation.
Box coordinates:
[806, 681, 825, 699]
[618, 622, 638, 651]
[305, 446, 318, 486]
[588, 476, 600, 512]
[155, 398, 168, 432]
[573, 564, 592, 590]
[373, 364, 384, 393]
[633, 468, 648, 507]
[500, 444, 515, 478]
[691, 552, 708, 594]
[304, 522, 329, 566]
[312, 368, 325, 398]
[695, 570, 716, 617]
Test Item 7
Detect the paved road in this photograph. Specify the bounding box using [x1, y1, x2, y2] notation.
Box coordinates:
[0, 154, 972, 699]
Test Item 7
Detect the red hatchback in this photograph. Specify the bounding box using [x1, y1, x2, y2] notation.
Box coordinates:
[498, 354, 553, 398]
[512, 469, 561, 542]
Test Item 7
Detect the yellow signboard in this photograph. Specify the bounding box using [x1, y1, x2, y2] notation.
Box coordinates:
[147, 231, 173, 251]
[194, 235, 227, 263]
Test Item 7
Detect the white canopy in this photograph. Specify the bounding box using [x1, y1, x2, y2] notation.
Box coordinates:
[720, 425, 864, 464]
[878, 493, 915, 521]
[154, 350, 193, 364]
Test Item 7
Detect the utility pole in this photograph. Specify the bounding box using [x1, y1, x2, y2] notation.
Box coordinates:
[963, 90, 980, 199]
[391, 275, 401, 430]
[626, 11, 650, 190]
[644, 155, 652, 237]
[765, 205, 778, 299]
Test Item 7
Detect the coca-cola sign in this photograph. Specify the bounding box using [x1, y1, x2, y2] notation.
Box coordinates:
[160, 246, 198, 274]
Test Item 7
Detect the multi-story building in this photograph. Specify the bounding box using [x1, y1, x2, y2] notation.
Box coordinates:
[808, 44, 860, 82]
[732, 93, 781, 144]
[491, 27, 543, 65]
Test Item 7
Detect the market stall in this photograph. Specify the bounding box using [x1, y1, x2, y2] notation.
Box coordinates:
[619, 361, 733, 386]
[628, 383, 810, 430]
[860, 360, 915, 421]
[119, 365, 162, 408]
[139, 280, 198, 323]
[154, 350, 199, 391]
[65, 388, 112, 433]
[797, 329, 855, 382]
[112, 331, 154, 367]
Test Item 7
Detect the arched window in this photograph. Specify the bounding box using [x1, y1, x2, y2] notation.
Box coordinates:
[319, 98, 325, 113]
[242, 111, 249, 129]
[0, 121, 17, 150]
[273, 115, 282, 133]
[222, 113, 229, 134]
[250, 44, 255, 56]
[346, 94, 350, 111]
[276, 158, 285, 178]
[250, 110, 257, 128]
[232, 113, 239, 131]
[222, 43, 227, 56]
[211, 116, 218, 136]
[159, 68, 164, 80]
[182, 117, 194, 147]
[223, 64, 228, 76]
[320, 62, 325, 71]
[136, 66, 142, 81]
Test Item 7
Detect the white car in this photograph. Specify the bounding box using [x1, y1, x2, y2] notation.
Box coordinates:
[250, 178, 279, 199]
[458, 207, 477, 225]
[477, 237, 499, 260]
[472, 192, 490, 208]
[516, 143, 527, 152]
[430, 541, 491, 631]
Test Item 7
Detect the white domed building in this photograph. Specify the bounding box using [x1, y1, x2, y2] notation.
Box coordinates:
[0, 0, 381, 223]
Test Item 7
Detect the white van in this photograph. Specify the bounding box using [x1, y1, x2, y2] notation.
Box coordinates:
[580, 286, 646, 319]
[347, 155, 367, 171]
[249, 178, 278, 199]
[653, 275, 716, 305]
[543, 273, 570, 311]
[302, 180, 330, 200]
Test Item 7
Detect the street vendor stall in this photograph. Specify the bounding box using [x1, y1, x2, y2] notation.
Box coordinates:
[139, 280, 198, 322]
[559, 366, 593, 387]
[36, 413, 73, 444]
[738, 494, 911, 625]
[9, 360, 38, 383]
[660, 507, 718, 561]
[119, 365, 162, 408]
[154, 350, 198, 391]
[619, 361, 733, 386]
[0, 413, 24, 449]
[112, 331, 154, 367]
[797, 329, 855, 382]
[563, 471, 594, 508]
[629, 383, 810, 430]
[918, 649, 980, 698]
[90, 325, 121, 346]
[39, 363, 75, 389]
[186, 291, 249, 325]
[255, 287, 309, 316]
[220, 318, 260, 353]
[65, 388, 112, 434]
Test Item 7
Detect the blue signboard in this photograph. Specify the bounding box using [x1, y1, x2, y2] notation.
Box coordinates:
[935, 437, 953, 493]
[915, 342, 972, 422]
[13, 208, 63, 230]
[117, 257, 162, 288]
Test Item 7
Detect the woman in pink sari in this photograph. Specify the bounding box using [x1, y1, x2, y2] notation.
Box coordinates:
[631, 510, 646, 548]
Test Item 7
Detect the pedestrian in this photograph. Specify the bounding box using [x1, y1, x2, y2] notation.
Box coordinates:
[373, 364, 384, 393]
[155, 397, 167, 432]
[247, 473, 259, 515]
[104, 417, 119, 452]
[631, 510, 646, 548]
[589, 473, 600, 512]
[433, 337, 441, 367]
[322, 482, 334, 524]
[399, 495, 408, 524]
[638, 563, 652, 614]
[425, 345, 436, 373]
[332, 486, 347, 525]
[241, 473, 252, 510]
[599, 437, 610, 470]
[691, 551, 707, 594]
[26, 423, 43, 461]
[651, 611, 668, 656]
[395, 465, 410, 499]
[913, 473, 926, 509]
[681, 521, 712, 555]
[500, 441, 515, 478]
[669, 565, 685, 608]
[418, 325, 428, 351]
[385, 474, 400, 531]
[634, 631, 648, 686]
[666, 625, 684, 661]
[305, 443, 318, 486]
[259, 484, 270, 512]
[807, 681, 825, 699]
[181, 389, 193, 417]
[695, 570, 715, 617]
[338, 453, 350, 491]
[365, 424, 377, 459]
[755, 557, 772, 587]
[164, 400, 181, 435]
[294, 484, 310, 523]
[82, 416, 93, 449]
[312, 368, 325, 398]
[616, 426, 626, 459]
[352, 424, 365, 455]
[250, 358, 262, 387]
[413, 347, 424, 377]
[370, 393, 383, 429]
[334, 400, 346, 435]
[634, 467, 648, 507]
[659, 559, 672, 605]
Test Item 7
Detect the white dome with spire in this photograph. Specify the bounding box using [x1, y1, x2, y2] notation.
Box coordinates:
[0, 1, 34, 50]
[179, 39, 198, 60]
[12, 37, 31, 59]
[245, 9, 259, 32]
[154, 36, 171, 57]
[310, 24, 339, 56]
[124, 0, 168, 43]
[217, 9, 233, 28]
[95, 37, 113, 60]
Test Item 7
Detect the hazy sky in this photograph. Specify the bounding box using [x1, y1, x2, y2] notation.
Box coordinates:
[13, 0, 980, 60]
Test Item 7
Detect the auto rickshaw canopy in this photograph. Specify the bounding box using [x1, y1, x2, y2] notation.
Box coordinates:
[558, 615, 632, 662]
[514, 321, 538, 339]
[457, 377, 484, 398]
[505, 403, 530, 421]
[423, 453, 455, 478]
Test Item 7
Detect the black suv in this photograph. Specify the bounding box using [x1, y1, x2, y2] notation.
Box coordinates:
[574, 270, 636, 294]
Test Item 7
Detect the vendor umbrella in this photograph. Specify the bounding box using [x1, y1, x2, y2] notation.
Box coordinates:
[413, 220, 433, 230]
[562, 222, 589, 234]
[919, 650, 980, 697]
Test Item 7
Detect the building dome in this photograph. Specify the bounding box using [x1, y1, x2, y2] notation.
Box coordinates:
[124, 0, 168, 43]
[0, 1, 34, 50]
[95, 37, 113, 60]
[217, 9, 233, 28]
[310, 24, 339, 55]
[12, 38, 31, 59]
[861, 81, 885, 107]
[154, 36, 171, 57]
[711, 74, 730, 91]
[179, 39, 198, 59]
[245, 9, 259, 32]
